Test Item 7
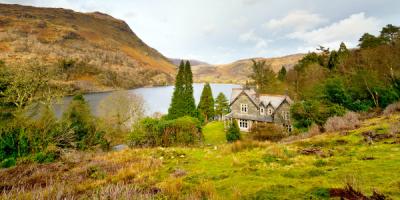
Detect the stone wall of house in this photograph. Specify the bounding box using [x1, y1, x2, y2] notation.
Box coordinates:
[231, 94, 258, 116]
[273, 101, 291, 124]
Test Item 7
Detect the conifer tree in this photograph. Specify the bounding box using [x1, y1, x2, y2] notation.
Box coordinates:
[167, 61, 185, 119]
[215, 92, 229, 120]
[278, 66, 287, 81]
[226, 120, 240, 142]
[197, 83, 215, 122]
[182, 61, 198, 118]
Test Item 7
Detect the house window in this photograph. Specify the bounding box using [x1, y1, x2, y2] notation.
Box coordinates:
[239, 119, 248, 128]
[241, 104, 248, 113]
[281, 111, 290, 120]
[260, 108, 264, 115]
[267, 108, 273, 115]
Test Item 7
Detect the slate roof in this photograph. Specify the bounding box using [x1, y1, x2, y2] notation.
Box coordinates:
[230, 88, 292, 109]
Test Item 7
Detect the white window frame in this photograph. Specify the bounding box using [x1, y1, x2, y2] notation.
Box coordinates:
[260, 107, 264, 115]
[241, 104, 248, 113]
[239, 119, 248, 128]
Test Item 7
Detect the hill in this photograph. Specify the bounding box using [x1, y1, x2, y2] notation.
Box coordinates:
[169, 58, 209, 66]
[0, 4, 176, 93]
[192, 54, 304, 84]
[1, 113, 399, 199]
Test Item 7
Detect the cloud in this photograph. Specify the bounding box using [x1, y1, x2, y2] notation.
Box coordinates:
[239, 30, 270, 48]
[264, 10, 326, 32]
[288, 12, 380, 49]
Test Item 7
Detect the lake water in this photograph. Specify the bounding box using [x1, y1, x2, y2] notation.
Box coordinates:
[54, 83, 241, 117]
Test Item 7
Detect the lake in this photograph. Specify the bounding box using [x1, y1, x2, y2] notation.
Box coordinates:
[54, 83, 241, 117]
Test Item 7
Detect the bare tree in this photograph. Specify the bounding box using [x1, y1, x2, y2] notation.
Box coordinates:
[98, 90, 145, 131]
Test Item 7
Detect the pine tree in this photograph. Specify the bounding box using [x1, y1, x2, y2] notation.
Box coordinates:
[197, 83, 215, 122]
[167, 61, 185, 119]
[183, 61, 197, 118]
[215, 92, 229, 120]
[278, 66, 287, 81]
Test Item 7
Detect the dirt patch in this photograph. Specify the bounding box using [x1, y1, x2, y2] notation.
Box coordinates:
[329, 184, 388, 200]
[361, 131, 395, 143]
[299, 147, 330, 157]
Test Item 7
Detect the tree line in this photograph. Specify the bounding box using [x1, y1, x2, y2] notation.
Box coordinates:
[247, 24, 400, 131]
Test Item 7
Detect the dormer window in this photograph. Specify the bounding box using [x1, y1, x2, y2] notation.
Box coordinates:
[267, 108, 273, 115]
[241, 104, 248, 113]
[260, 107, 264, 115]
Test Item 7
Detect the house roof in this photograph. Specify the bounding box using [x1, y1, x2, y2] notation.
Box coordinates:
[229, 88, 292, 109]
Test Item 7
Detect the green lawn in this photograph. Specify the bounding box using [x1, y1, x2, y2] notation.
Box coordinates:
[202, 121, 227, 145]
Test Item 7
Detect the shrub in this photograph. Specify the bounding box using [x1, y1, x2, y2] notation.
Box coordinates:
[0, 157, 16, 168]
[128, 116, 202, 147]
[383, 101, 400, 115]
[324, 112, 360, 132]
[250, 123, 287, 142]
[226, 120, 240, 142]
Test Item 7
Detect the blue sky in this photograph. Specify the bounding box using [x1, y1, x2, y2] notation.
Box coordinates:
[2, 0, 400, 64]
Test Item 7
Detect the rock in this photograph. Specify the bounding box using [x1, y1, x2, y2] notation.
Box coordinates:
[112, 144, 128, 151]
[171, 169, 187, 177]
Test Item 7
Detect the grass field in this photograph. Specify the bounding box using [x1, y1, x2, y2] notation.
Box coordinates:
[1, 115, 400, 199]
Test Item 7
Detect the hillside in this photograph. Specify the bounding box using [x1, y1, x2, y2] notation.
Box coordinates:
[1, 113, 399, 199]
[0, 4, 176, 93]
[192, 54, 304, 84]
[169, 58, 209, 66]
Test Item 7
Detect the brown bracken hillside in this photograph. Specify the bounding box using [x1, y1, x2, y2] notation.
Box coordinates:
[192, 54, 304, 84]
[0, 4, 176, 93]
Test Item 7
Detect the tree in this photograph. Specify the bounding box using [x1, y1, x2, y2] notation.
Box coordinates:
[278, 66, 287, 81]
[183, 61, 198, 118]
[215, 92, 230, 120]
[359, 33, 383, 48]
[327, 50, 339, 70]
[249, 60, 278, 93]
[167, 61, 185, 119]
[62, 94, 96, 149]
[197, 83, 215, 122]
[380, 24, 399, 45]
[226, 120, 240, 142]
[98, 91, 145, 131]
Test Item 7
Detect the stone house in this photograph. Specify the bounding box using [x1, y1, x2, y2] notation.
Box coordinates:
[225, 88, 293, 132]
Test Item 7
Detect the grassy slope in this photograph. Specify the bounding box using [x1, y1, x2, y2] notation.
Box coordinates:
[1, 115, 399, 199]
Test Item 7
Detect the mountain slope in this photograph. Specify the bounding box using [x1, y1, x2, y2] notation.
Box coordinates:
[168, 58, 209, 66]
[192, 54, 304, 84]
[0, 4, 176, 92]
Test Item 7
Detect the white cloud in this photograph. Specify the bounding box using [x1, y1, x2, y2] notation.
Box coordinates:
[264, 10, 326, 32]
[288, 12, 380, 49]
[239, 30, 270, 48]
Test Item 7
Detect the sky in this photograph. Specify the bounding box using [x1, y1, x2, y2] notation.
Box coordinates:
[2, 0, 400, 64]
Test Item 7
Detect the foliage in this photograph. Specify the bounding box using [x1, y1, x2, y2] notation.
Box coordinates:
[358, 33, 384, 49]
[197, 83, 215, 122]
[324, 112, 360, 133]
[214, 92, 230, 120]
[291, 100, 346, 130]
[250, 123, 287, 142]
[278, 66, 287, 81]
[226, 120, 240, 142]
[98, 90, 145, 131]
[167, 61, 199, 120]
[128, 116, 202, 147]
[249, 59, 281, 93]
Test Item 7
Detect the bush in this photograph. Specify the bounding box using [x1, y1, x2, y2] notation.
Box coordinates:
[226, 120, 240, 142]
[128, 116, 202, 147]
[0, 157, 16, 168]
[250, 123, 287, 142]
[324, 112, 360, 132]
[383, 101, 400, 115]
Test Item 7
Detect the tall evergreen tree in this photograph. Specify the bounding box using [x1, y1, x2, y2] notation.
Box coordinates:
[215, 92, 229, 120]
[182, 61, 198, 118]
[167, 61, 185, 119]
[278, 66, 287, 81]
[197, 83, 215, 122]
